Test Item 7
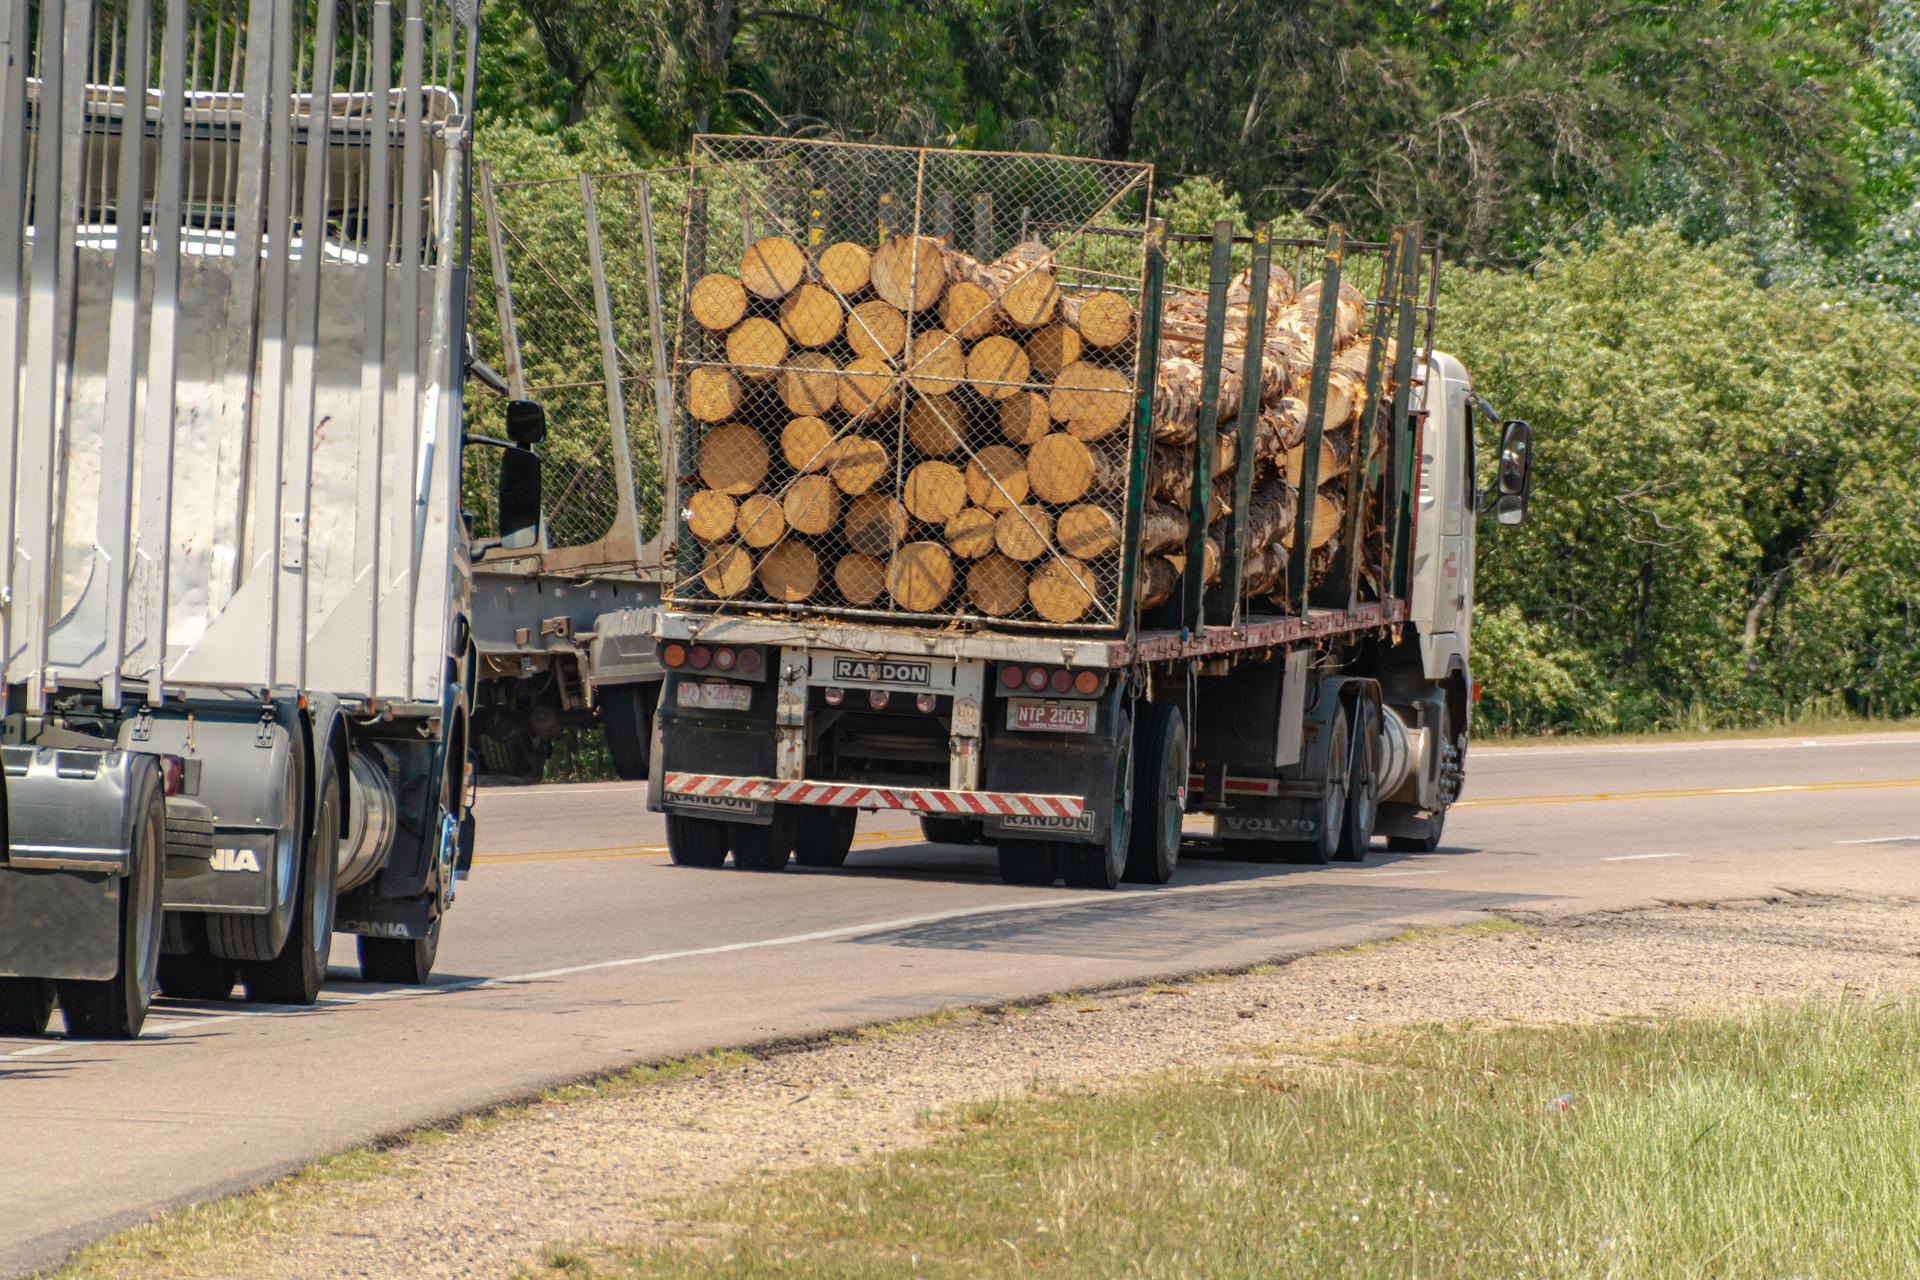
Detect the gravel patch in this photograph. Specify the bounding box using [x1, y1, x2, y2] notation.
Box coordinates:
[85, 893, 1920, 1279]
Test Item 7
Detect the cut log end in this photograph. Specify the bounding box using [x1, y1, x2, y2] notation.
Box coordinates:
[777, 352, 840, 418]
[689, 273, 748, 331]
[870, 234, 948, 312]
[686, 366, 743, 424]
[734, 493, 786, 549]
[965, 444, 1030, 512]
[1072, 289, 1136, 348]
[834, 551, 887, 606]
[780, 416, 833, 473]
[903, 460, 968, 524]
[1028, 555, 1098, 622]
[844, 493, 908, 556]
[1056, 503, 1118, 559]
[846, 300, 908, 361]
[700, 543, 754, 598]
[888, 541, 955, 612]
[1026, 432, 1095, 505]
[758, 541, 819, 602]
[906, 396, 966, 456]
[817, 241, 872, 297]
[943, 506, 997, 559]
[967, 554, 1028, 617]
[994, 504, 1054, 562]
[966, 334, 1030, 400]
[782, 473, 840, 536]
[740, 236, 807, 300]
[696, 422, 769, 496]
[823, 435, 891, 496]
[780, 283, 845, 348]
[999, 391, 1050, 447]
[724, 316, 787, 378]
[685, 489, 738, 544]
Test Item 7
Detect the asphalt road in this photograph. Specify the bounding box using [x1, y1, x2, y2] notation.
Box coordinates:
[8, 731, 1920, 1274]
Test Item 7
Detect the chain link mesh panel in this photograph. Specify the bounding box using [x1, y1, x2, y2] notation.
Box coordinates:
[668, 136, 1152, 631]
[466, 168, 690, 554]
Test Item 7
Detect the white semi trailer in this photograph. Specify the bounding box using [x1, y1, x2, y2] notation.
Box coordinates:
[0, 0, 541, 1038]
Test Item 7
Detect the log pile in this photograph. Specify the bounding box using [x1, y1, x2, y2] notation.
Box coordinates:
[680, 230, 1137, 623]
[678, 223, 1388, 625]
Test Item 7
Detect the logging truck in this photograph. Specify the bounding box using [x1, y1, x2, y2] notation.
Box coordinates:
[0, 0, 526, 1037]
[638, 137, 1532, 885]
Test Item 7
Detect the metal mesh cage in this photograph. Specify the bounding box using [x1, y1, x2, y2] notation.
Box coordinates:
[668, 136, 1153, 631]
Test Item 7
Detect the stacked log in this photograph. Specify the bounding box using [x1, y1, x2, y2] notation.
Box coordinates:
[679, 220, 1389, 624]
[679, 230, 1138, 623]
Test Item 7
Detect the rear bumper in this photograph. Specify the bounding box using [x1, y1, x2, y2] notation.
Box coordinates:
[660, 772, 1086, 819]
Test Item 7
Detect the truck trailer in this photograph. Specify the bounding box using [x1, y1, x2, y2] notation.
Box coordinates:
[642, 136, 1533, 885]
[0, 0, 537, 1037]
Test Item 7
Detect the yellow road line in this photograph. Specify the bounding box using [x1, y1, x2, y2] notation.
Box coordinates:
[1457, 777, 1920, 809]
[475, 827, 923, 867]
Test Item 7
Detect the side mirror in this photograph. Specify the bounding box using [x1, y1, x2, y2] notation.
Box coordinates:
[506, 399, 547, 446]
[1494, 419, 1532, 526]
[496, 446, 543, 550]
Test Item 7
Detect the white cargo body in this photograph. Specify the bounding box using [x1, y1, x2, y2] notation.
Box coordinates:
[0, 0, 493, 1039]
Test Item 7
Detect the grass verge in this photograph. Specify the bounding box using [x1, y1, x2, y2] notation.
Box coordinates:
[576, 998, 1920, 1278]
[1480, 712, 1920, 748]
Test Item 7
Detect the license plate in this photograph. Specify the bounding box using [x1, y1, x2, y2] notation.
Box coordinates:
[1008, 699, 1094, 734]
[677, 680, 752, 712]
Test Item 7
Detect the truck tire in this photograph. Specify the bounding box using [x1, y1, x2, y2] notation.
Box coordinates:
[241, 758, 342, 1006]
[158, 913, 237, 1002]
[357, 915, 440, 985]
[997, 839, 1058, 886]
[1061, 710, 1133, 890]
[1124, 701, 1187, 885]
[474, 710, 547, 783]
[1277, 704, 1348, 865]
[0, 978, 55, 1036]
[794, 807, 858, 868]
[1335, 698, 1378, 861]
[602, 682, 658, 781]
[729, 813, 796, 872]
[666, 814, 731, 867]
[57, 762, 165, 1039]
[919, 815, 985, 846]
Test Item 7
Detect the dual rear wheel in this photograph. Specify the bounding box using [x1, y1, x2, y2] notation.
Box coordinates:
[665, 805, 858, 872]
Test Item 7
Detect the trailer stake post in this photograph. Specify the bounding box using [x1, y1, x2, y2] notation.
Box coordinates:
[1209, 221, 1271, 627]
[1119, 218, 1168, 639]
[1290, 226, 1343, 617]
[1182, 219, 1235, 630]
[1330, 228, 1404, 609]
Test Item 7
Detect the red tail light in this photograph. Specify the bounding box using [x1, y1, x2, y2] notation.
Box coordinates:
[712, 647, 737, 671]
[660, 642, 687, 669]
[1073, 670, 1100, 695]
[736, 647, 764, 674]
[1025, 667, 1049, 692]
[1049, 668, 1073, 693]
[688, 645, 712, 670]
[1000, 665, 1024, 690]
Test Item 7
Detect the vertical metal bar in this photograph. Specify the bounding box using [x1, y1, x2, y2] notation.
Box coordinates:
[1208, 221, 1271, 627]
[209, 0, 279, 611]
[1180, 220, 1234, 630]
[875, 189, 894, 244]
[1120, 218, 1166, 638]
[407, 131, 462, 700]
[580, 174, 644, 559]
[135, 0, 189, 702]
[18, 0, 83, 712]
[281, 0, 338, 691]
[1333, 230, 1405, 609]
[674, 186, 709, 588]
[0, 0, 33, 710]
[738, 187, 753, 248]
[930, 188, 952, 242]
[97, 0, 154, 707]
[971, 191, 992, 258]
[805, 184, 827, 260]
[1288, 226, 1343, 618]
[637, 176, 677, 562]
[475, 160, 525, 399]
[250, 0, 297, 690]
[1018, 205, 1029, 241]
[1388, 225, 1424, 597]
[388, 0, 427, 695]
[352, 0, 395, 698]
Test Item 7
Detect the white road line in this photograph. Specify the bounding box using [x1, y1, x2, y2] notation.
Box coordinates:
[6, 867, 1442, 1063]
[1835, 834, 1920, 845]
[1336, 868, 1447, 877]
[1474, 731, 1920, 760]
[1601, 852, 1684, 862]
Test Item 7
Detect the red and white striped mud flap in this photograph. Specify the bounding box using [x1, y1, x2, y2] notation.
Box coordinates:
[663, 773, 1086, 818]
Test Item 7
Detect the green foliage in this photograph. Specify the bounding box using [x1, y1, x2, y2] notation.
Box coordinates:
[1448, 223, 1920, 732]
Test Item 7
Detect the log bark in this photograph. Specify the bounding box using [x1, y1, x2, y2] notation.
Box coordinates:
[1137, 555, 1179, 609]
[1026, 432, 1095, 505]
[758, 541, 818, 602]
[888, 541, 955, 611]
[696, 422, 767, 495]
[903, 460, 968, 524]
[739, 236, 807, 300]
[1140, 500, 1187, 556]
[949, 240, 1059, 329]
[689, 273, 748, 331]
